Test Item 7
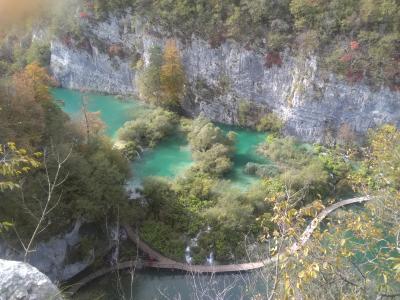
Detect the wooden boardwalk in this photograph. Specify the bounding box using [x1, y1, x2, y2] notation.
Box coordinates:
[67, 195, 372, 295]
[124, 225, 277, 273]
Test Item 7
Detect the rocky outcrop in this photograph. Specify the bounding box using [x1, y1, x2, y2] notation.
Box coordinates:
[51, 39, 134, 95]
[27, 220, 90, 282]
[0, 259, 63, 300]
[0, 219, 91, 283]
[50, 15, 400, 143]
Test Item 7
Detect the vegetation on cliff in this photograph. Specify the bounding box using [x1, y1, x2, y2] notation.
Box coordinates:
[89, 0, 400, 89]
[137, 40, 185, 110]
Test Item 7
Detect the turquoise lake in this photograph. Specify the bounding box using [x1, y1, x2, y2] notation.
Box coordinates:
[52, 88, 267, 187]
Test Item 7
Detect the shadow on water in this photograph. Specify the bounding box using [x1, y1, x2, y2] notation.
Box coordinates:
[73, 269, 268, 300]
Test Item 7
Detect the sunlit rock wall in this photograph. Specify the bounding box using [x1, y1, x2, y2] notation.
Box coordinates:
[50, 15, 400, 143]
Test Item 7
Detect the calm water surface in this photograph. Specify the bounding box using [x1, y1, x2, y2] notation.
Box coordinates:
[52, 88, 267, 186]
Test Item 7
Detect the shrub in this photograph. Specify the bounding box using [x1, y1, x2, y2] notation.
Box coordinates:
[117, 108, 178, 153]
[187, 116, 236, 177]
[244, 162, 279, 178]
[256, 113, 284, 135]
[26, 42, 51, 67]
[140, 220, 185, 261]
[238, 100, 251, 126]
[108, 44, 125, 58]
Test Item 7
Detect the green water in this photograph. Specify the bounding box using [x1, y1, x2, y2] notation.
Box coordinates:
[74, 269, 264, 300]
[52, 88, 267, 186]
[52, 89, 142, 138]
[221, 124, 267, 187]
[132, 134, 192, 179]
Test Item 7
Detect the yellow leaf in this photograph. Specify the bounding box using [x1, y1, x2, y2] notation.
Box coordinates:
[313, 264, 319, 272]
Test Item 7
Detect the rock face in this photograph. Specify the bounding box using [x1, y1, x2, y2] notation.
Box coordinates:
[0, 220, 90, 282]
[51, 39, 134, 95]
[50, 15, 400, 143]
[27, 219, 90, 282]
[0, 259, 63, 300]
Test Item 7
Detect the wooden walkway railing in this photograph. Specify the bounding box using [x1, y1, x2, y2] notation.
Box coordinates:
[67, 195, 372, 295]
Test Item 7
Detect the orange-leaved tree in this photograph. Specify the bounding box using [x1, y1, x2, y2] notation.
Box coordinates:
[160, 39, 185, 109]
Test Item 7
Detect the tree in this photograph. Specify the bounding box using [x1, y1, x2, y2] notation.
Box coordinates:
[19, 146, 71, 261]
[79, 93, 106, 143]
[0, 142, 40, 233]
[16, 62, 53, 103]
[187, 117, 236, 177]
[0, 142, 40, 191]
[26, 42, 51, 67]
[137, 46, 163, 106]
[251, 125, 400, 298]
[0, 91, 44, 148]
[160, 39, 185, 109]
[117, 107, 178, 151]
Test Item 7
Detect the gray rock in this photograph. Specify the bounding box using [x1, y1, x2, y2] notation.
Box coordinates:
[0, 259, 63, 300]
[50, 14, 400, 143]
[0, 219, 89, 282]
[27, 219, 89, 282]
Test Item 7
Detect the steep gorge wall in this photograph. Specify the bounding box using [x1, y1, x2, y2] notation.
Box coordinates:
[50, 16, 400, 143]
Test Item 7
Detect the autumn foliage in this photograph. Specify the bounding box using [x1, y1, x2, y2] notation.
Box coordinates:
[160, 39, 185, 109]
[13, 63, 53, 102]
[339, 53, 352, 63]
[79, 12, 90, 18]
[0, 63, 54, 147]
[350, 40, 360, 50]
[265, 51, 283, 68]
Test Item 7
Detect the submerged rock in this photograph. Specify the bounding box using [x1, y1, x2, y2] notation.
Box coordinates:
[0, 259, 63, 300]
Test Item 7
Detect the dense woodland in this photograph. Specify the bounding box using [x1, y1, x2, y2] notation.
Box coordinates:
[0, 0, 399, 299]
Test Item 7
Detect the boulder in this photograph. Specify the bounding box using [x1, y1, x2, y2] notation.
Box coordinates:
[0, 259, 63, 300]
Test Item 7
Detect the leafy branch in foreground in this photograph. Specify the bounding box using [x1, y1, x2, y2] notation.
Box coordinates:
[0, 142, 41, 191]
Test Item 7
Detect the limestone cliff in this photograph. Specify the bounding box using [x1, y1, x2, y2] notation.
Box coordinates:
[50, 15, 400, 143]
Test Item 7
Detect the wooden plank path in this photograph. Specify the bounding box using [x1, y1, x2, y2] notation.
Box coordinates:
[124, 225, 277, 273]
[67, 195, 372, 295]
